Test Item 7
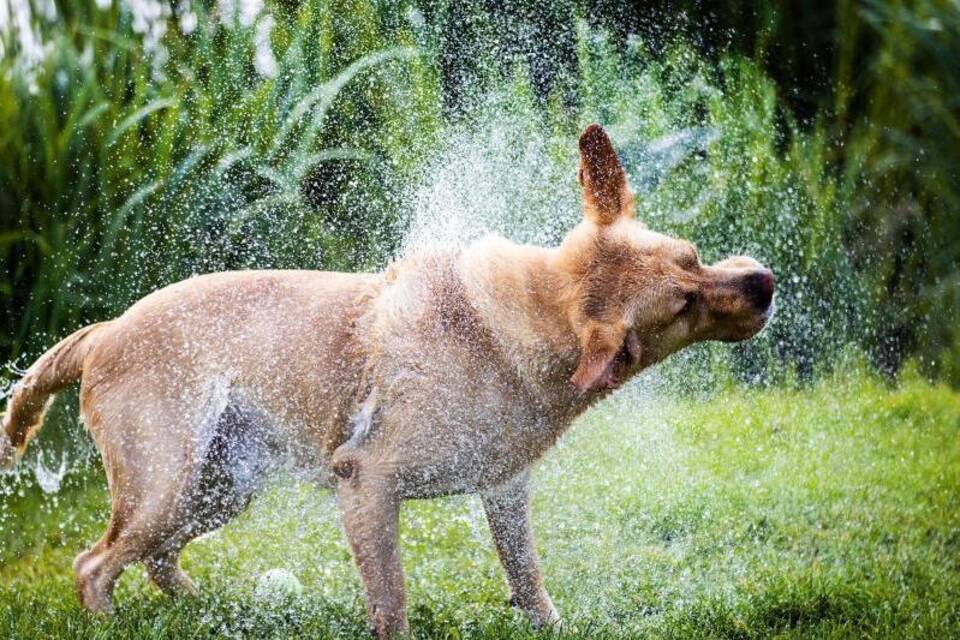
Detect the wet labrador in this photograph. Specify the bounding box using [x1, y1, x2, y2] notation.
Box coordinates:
[2, 125, 773, 637]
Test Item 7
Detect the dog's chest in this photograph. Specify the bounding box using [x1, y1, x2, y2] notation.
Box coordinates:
[347, 342, 569, 497]
[343, 253, 577, 497]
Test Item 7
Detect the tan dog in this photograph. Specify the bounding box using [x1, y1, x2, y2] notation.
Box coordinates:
[1, 125, 773, 637]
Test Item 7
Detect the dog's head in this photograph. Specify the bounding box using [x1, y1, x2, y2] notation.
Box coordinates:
[563, 124, 774, 392]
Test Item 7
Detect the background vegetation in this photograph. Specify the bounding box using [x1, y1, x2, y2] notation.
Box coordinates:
[1, 0, 958, 386]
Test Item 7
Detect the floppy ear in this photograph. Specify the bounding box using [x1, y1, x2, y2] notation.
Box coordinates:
[570, 322, 632, 392]
[579, 124, 632, 225]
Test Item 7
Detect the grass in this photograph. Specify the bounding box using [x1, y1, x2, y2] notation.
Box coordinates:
[1, 368, 958, 638]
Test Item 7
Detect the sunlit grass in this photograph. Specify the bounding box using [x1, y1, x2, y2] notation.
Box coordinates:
[2, 370, 957, 638]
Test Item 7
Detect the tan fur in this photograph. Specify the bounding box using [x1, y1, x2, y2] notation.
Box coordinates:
[1, 125, 773, 637]
[1, 322, 108, 466]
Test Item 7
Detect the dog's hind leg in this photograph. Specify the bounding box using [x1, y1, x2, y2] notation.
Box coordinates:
[73, 379, 224, 612]
[71, 430, 205, 613]
[74, 373, 276, 611]
[143, 550, 197, 596]
[142, 397, 276, 598]
[73, 484, 190, 613]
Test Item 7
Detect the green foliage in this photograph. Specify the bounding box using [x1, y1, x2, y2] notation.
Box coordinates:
[836, 0, 960, 382]
[0, 0, 441, 361]
[0, 0, 958, 387]
[1, 374, 958, 637]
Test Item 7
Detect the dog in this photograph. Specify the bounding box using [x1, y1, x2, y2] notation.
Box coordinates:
[1, 124, 773, 637]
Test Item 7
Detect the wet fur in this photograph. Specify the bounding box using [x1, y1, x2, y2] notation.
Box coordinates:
[2, 125, 773, 637]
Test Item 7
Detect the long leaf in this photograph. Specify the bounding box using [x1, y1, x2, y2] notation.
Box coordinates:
[270, 47, 419, 157]
[106, 98, 178, 148]
[97, 180, 163, 263]
[227, 192, 306, 234]
[282, 147, 373, 184]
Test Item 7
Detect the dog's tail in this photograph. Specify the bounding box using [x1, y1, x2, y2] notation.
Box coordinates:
[1, 322, 109, 469]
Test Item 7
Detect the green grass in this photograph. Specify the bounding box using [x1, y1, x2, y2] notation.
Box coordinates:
[1, 370, 958, 638]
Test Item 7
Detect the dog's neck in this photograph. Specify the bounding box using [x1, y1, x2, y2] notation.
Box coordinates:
[457, 236, 589, 412]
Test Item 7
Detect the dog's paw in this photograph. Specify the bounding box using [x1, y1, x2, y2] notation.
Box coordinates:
[509, 595, 561, 632]
[533, 608, 562, 632]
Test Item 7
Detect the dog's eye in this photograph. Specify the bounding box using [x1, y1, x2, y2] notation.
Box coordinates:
[678, 291, 697, 315]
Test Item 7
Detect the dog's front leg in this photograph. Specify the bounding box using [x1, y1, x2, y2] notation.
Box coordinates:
[481, 473, 560, 628]
[334, 457, 408, 638]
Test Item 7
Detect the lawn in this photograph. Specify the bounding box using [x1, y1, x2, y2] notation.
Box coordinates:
[1, 369, 958, 639]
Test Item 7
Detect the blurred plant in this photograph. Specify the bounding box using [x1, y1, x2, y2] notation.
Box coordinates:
[0, 0, 441, 365]
[1, 0, 958, 390]
[838, 0, 960, 383]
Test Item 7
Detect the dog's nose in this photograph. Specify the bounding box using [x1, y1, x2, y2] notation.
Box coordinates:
[743, 269, 774, 310]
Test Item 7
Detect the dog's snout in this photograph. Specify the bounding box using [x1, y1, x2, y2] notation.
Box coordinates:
[743, 269, 774, 310]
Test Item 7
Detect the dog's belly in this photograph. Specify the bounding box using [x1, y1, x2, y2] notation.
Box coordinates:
[205, 381, 555, 500]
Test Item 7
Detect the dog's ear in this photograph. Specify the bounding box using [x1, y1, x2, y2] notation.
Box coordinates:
[578, 124, 633, 225]
[570, 322, 630, 392]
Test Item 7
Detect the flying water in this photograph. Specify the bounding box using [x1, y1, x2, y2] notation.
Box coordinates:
[33, 449, 67, 494]
[402, 112, 580, 254]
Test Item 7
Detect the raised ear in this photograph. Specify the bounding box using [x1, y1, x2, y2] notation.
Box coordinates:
[579, 124, 632, 225]
[570, 323, 634, 392]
